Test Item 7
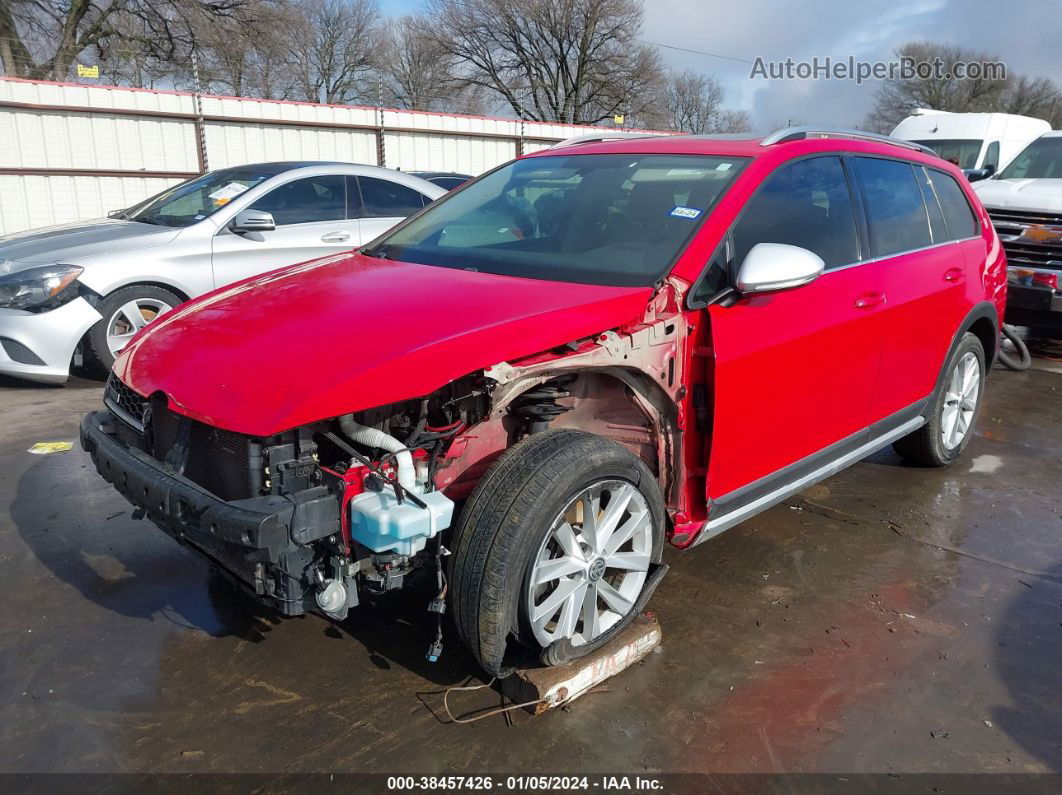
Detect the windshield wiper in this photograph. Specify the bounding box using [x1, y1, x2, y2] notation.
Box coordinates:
[361, 245, 389, 260]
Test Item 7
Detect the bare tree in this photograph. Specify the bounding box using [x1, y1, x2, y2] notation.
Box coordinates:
[661, 69, 748, 133]
[422, 0, 663, 124]
[189, 1, 295, 98]
[378, 15, 455, 110]
[865, 41, 1010, 131]
[285, 0, 381, 105]
[0, 0, 249, 81]
[1000, 74, 1062, 125]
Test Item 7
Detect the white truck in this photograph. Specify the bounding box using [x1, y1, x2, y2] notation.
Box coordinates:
[973, 132, 1062, 338]
[892, 109, 1050, 178]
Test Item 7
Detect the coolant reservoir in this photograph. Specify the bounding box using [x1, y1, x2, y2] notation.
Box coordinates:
[348, 488, 454, 556]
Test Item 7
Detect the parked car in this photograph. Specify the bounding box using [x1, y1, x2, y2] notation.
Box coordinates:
[973, 132, 1062, 338]
[0, 162, 445, 383]
[892, 109, 1049, 180]
[81, 127, 1004, 676]
[410, 171, 475, 191]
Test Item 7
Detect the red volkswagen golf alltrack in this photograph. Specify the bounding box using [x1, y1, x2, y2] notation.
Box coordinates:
[82, 127, 1006, 676]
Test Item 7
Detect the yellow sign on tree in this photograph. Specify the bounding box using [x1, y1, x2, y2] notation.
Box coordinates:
[76, 64, 100, 78]
[613, 114, 625, 125]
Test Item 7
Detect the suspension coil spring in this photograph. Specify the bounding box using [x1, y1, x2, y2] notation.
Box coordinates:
[510, 376, 576, 434]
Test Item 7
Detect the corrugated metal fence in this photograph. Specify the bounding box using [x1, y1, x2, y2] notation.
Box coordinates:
[0, 77, 666, 235]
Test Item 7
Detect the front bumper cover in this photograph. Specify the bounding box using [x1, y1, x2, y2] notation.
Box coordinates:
[80, 410, 340, 614]
[0, 297, 101, 383]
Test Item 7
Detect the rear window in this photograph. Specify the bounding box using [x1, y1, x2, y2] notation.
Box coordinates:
[926, 169, 980, 240]
[853, 157, 932, 257]
[357, 177, 428, 218]
[364, 153, 747, 287]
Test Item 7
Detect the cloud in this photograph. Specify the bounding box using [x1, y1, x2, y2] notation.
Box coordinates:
[638, 0, 1058, 130]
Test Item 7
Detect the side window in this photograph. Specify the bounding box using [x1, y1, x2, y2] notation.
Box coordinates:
[852, 157, 932, 257]
[248, 175, 346, 226]
[927, 169, 980, 240]
[357, 177, 428, 218]
[983, 141, 1000, 172]
[690, 238, 731, 306]
[732, 156, 858, 270]
[914, 166, 948, 243]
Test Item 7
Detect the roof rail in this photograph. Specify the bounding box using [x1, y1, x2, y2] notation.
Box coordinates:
[760, 125, 937, 156]
[549, 132, 661, 149]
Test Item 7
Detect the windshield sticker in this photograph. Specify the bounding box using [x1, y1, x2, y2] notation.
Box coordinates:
[669, 206, 702, 220]
[208, 182, 251, 206]
[716, 163, 733, 171]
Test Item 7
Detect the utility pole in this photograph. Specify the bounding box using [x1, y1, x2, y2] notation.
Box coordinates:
[190, 48, 208, 172]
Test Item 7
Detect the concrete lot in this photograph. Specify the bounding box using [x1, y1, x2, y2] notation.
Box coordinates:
[0, 367, 1059, 775]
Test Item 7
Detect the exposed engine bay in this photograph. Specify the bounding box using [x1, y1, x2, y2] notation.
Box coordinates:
[82, 295, 689, 663]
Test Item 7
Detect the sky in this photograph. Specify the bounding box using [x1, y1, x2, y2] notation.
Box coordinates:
[377, 0, 1061, 131]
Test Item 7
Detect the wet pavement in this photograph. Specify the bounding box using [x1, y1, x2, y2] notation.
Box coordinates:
[1, 368, 1060, 775]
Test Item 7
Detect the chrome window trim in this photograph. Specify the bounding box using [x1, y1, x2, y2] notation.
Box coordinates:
[822, 234, 981, 274]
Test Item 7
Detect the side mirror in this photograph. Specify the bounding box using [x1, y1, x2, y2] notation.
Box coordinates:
[965, 168, 992, 182]
[736, 243, 825, 295]
[230, 209, 275, 234]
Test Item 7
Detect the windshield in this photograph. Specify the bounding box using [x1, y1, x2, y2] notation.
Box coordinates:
[910, 139, 984, 169]
[998, 137, 1062, 179]
[363, 153, 747, 287]
[124, 167, 281, 228]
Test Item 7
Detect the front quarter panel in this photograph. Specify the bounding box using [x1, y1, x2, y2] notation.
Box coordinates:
[73, 223, 215, 300]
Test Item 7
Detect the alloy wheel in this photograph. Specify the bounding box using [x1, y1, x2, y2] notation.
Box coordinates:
[106, 298, 171, 356]
[941, 350, 981, 450]
[526, 479, 653, 648]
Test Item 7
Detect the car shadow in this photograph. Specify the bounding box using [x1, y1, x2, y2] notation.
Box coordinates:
[992, 559, 1062, 771]
[10, 456, 485, 688]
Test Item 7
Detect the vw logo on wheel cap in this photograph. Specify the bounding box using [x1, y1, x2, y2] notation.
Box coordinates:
[587, 558, 606, 582]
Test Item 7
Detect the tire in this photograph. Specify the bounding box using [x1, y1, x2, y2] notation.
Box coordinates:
[449, 429, 664, 677]
[85, 285, 181, 372]
[893, 332, 986, 467]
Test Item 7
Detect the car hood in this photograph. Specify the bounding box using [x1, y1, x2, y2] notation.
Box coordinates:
[115, 253, 653, 436]
[0, 219, 181, 269]
[973, 178, 1062, 213]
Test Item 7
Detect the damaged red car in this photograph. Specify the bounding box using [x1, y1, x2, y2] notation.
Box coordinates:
[81, 127, 1006, 676]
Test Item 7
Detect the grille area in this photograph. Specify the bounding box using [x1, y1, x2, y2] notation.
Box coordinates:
[987, 208, 1062, 271]
[0, 337, 45, 366]
[151, 402, 254, 501]
[105, 373, 149, 429]
[105, 374, 256, 502]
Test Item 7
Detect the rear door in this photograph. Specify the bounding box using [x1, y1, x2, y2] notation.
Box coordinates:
[702, 155, 887, 504]
[210, 174, 354, 287]
[851, 157, 978, 421]
[353, 176, 432, 243]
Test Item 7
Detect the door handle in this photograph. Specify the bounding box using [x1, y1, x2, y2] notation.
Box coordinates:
[853, 291, 886, 309]
[943, 267, 964, 283]
[321, 231, 351, 243]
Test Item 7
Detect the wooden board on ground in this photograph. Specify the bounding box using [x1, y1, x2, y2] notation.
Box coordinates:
[501, 613, 661, 714]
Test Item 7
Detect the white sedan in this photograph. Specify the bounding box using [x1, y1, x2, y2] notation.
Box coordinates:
[0, 162, 445, 383]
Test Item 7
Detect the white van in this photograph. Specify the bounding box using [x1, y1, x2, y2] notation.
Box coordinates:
[892, 109, 1050, 176]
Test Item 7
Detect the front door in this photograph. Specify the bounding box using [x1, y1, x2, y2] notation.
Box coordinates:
[703, 155, 886, 506]
[211, 174, 355, 287]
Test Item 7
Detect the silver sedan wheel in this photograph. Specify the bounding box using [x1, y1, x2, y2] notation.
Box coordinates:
[106, 298, 171, 356]
[941, 350, 981, 450]
[526, 479, 653, 648]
